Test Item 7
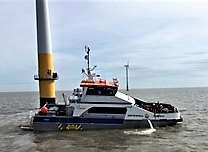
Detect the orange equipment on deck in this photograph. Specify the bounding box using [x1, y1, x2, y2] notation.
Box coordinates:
[80, 79, 118, 88]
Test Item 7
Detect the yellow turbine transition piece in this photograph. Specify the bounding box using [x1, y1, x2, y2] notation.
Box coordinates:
[38, 53, 56, 98]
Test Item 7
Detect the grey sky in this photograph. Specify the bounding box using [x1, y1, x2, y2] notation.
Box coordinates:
[1, 0, 208, 91]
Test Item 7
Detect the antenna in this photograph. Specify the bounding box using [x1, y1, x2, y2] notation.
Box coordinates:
[124, 63, 129, 91]
[83, 46, 97, 80]
[84, 46, 90, 75]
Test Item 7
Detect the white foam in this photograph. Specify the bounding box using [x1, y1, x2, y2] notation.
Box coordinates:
[124, 128, 156, 135]
[124, 119, 156, 135]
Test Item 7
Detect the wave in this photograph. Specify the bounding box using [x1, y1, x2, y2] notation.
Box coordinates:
[124, 119, 156, 135]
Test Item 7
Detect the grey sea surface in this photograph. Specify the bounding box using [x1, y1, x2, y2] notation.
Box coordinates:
[0, 88, 208, 152]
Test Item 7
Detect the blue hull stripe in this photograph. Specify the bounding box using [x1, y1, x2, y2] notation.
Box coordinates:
[33, 117, 124, 124]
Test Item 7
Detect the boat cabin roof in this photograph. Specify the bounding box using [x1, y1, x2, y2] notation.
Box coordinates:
[80, 79, 118, 89]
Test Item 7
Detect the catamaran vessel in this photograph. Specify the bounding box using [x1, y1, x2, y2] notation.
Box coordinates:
[20, 0, 182, 131]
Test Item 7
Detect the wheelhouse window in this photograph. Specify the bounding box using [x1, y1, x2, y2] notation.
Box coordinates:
[87, 107, 127, 114]
[86, 87, 117, 96]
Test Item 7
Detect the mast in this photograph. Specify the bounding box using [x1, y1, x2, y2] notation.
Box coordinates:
[124, 63, 129, 91]
[85, 46, 90, 76]
[35, 0, 58, 107]
[83, 46, 96, 80]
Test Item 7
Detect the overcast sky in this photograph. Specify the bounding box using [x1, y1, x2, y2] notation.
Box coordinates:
[1, 0, 208, 92]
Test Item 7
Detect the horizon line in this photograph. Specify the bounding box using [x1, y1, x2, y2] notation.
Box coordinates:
[0, 85, 208, 93]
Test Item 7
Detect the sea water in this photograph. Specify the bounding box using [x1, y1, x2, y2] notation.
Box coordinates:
[0, 88, 208, 152]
